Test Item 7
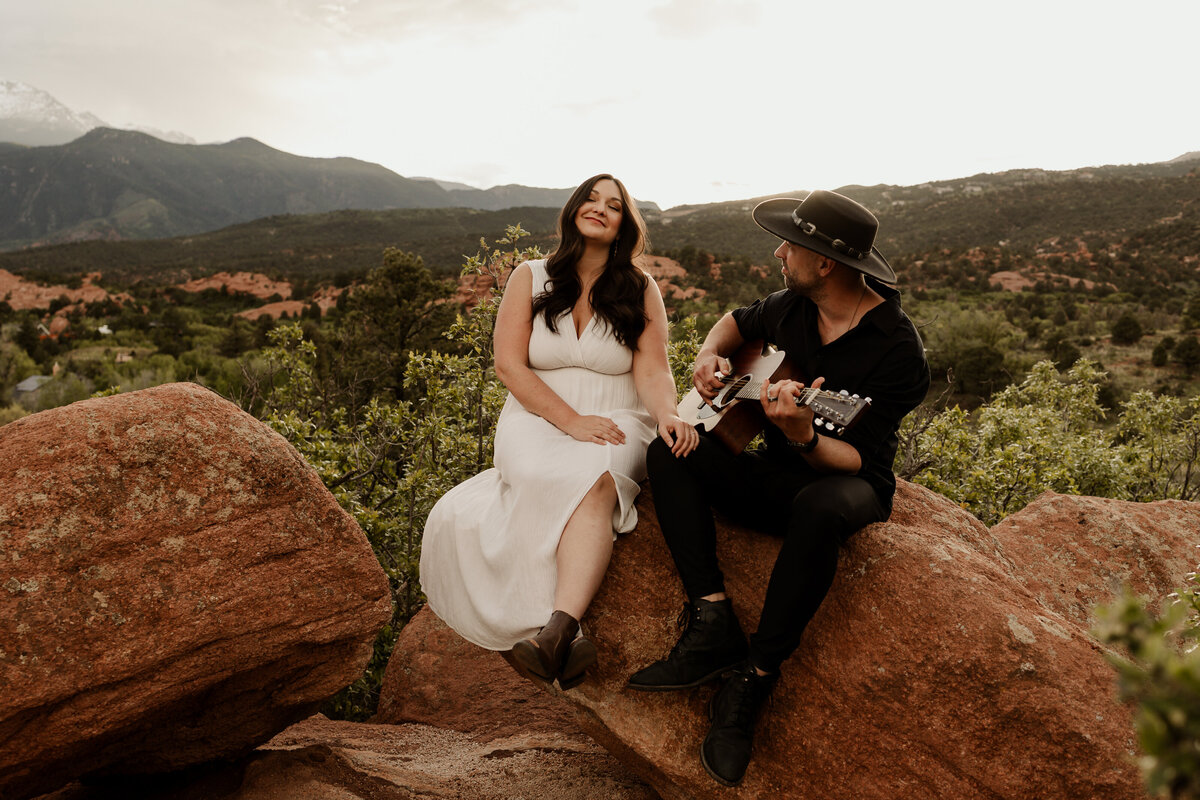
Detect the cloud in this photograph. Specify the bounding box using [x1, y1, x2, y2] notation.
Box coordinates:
[278, 0, 544, 39]
[647, 0, 761, 38]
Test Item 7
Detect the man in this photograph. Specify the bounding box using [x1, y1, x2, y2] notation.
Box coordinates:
[628, 190, 930, 786]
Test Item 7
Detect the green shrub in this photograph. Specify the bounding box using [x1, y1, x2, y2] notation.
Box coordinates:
[903, 359, 1200, 523]
[1112, 312, 1145, 346]
[1095, 570, 1200, 800]
[910, 360, 1127, 524]
[0, 403, 28, 426]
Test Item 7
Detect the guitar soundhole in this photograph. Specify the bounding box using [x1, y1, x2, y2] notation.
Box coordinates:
[716, 376, 750, 408]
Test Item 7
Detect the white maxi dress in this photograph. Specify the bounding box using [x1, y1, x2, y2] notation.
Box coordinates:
[419, 259, 657, 650]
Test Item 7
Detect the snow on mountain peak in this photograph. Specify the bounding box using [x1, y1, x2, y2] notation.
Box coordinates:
[1, 81, 197, 147]
[0, 80, 108, 130]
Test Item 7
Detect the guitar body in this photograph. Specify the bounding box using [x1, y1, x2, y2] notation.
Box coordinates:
[677, 341, 796, 453]
[677, 340, 871, 454]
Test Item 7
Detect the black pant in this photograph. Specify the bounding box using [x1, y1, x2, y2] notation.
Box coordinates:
[646, 434, 887, 674]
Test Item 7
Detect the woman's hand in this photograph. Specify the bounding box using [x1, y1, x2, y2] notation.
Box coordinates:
[565, 415, 626, 445]
[657, 415, 699, 457]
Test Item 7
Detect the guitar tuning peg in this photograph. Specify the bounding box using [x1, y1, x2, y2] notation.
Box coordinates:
[836, 426, 845, 434]
[851, 393, 860, 399]
[839, 389, 849, 396]
[824, 421, 835, 431]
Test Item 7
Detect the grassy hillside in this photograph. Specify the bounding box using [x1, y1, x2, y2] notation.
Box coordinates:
[0, 206, 563, 285]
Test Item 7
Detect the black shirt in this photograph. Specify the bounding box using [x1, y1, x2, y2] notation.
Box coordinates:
[730, 277, 930, 506]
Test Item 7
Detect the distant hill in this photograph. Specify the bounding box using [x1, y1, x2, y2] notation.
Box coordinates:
[413, 177, 588, 210]
[0, 205, 564, 285]
[650, 159, 1200, 270]
[1, 155, 1196, 294]
[0, 128, 576, 251]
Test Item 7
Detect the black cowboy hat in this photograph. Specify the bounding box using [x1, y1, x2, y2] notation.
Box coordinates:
[752, 190, 896, 283]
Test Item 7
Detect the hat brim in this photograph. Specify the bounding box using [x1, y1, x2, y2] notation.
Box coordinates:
[752, 198, 897, 284]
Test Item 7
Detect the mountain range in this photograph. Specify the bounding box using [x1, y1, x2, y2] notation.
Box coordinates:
[2, 152, 1197, 297]
[0, 81, 589, 251]
[0, 127, 584, 251]
[0, 80, 194, 146]
[2, 81, 1198, 274]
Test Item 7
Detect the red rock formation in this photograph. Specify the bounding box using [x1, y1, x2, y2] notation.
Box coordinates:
[991, 491, 1200, 625]
[637, 255, 705, 302]
[0, 383, 392, 800]
[0, 269, 131, 312]
[562, 481, 1168, 799]
[40, 715, 659, 800]
[988, 269, 1105, 292]
[393, 480, 1192, 799]
[236, 286, 345, 321]
[376, 605, 581, 741]
[374, 607, 658, 797]
[46, 315, 70, 337]
[235, 300, 307, 321]
[176, 271, 293, 300]
[453, 272, 499, 312]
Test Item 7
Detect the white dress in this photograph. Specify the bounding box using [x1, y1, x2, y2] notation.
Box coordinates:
[419, 260, 657, 650]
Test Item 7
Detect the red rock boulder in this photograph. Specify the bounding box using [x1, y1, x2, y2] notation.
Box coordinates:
[991, 491, 1200, 625]
[0, 383, 392, 800]
[41, 714, 659, 800]
[375, 607, 657, 798]
[539, 481, 1184, 799]
[376, 604, 580, 742]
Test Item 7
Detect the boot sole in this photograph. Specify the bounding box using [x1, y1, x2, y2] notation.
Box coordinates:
[626, 661, 741, 692]
[699, 740, 742, 787]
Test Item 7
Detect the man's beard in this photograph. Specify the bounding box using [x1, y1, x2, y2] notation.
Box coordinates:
[782, 268, 814, 296]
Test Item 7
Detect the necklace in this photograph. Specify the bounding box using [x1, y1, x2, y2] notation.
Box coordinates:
[842, 283, 868, 338]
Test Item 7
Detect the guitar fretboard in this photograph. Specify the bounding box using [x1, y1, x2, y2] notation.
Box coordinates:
[727, 382, 822, 407]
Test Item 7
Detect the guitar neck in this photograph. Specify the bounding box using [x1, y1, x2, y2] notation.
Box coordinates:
[727, 382, 823, 407]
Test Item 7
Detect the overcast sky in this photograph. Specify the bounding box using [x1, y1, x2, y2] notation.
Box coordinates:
[2, 0, 1196, 208]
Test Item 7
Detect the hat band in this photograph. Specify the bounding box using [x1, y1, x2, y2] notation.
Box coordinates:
[791, 211, 869, 261]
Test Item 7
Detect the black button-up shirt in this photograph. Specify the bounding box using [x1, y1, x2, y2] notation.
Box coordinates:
[730, 277, 930, 506]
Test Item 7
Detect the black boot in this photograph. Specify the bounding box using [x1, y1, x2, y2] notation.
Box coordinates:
[627, 598, 748, 691]
[510, 610, 581, 685]
[700, 662, 776, 786]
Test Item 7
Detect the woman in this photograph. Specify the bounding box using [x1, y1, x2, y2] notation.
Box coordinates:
[419, 173, 698, 689]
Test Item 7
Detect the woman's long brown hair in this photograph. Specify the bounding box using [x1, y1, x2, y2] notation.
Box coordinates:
[531, 173, 650, 349]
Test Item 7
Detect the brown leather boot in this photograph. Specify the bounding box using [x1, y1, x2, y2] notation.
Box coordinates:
[558, 630, 598, 690]
[511, 610, 580, 685]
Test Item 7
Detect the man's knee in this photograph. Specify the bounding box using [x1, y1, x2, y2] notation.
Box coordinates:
[646, 436, 681, 480]
[789, 479, 877, 534]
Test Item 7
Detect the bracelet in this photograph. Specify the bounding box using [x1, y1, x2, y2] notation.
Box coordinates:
[786, 429, 819, 453]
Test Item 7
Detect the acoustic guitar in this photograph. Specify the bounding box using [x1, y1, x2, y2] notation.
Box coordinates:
[677, 340, 871, 453]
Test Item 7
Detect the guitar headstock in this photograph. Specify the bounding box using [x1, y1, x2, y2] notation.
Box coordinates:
[802, 389, 871, 434]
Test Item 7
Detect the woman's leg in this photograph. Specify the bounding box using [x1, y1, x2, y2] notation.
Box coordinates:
[511, 472, 615, 686]
[553, 471, 618, 620]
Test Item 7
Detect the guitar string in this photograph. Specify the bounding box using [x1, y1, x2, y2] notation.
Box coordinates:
[730, 384, 821, 404]
[719, 383, 858, 424]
